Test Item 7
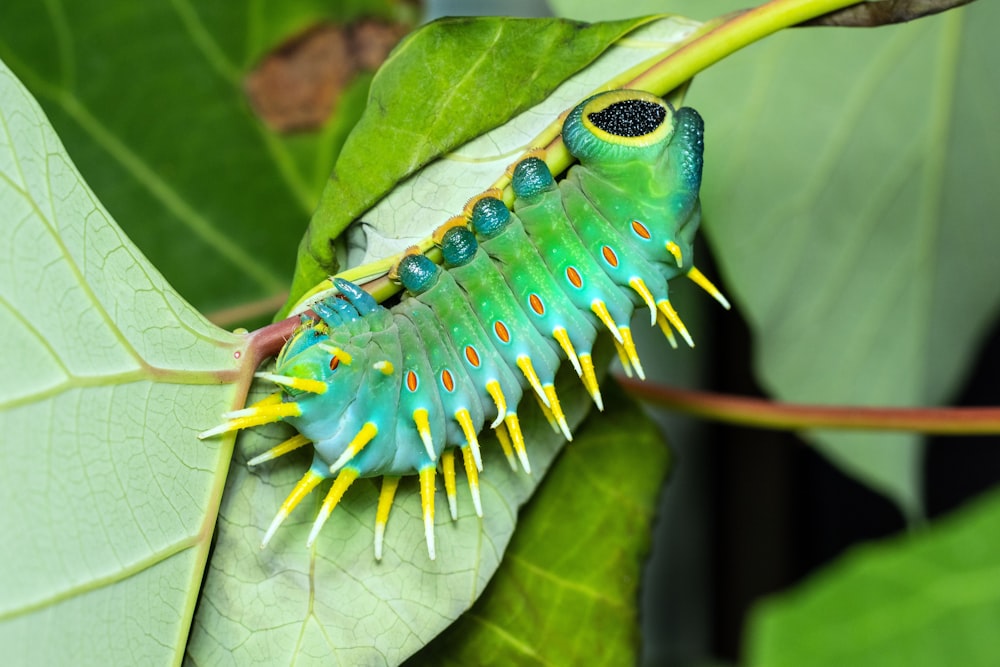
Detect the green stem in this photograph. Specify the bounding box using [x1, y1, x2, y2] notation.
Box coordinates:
[618, 377, 1000, 435]
[631, 0, 865, 94]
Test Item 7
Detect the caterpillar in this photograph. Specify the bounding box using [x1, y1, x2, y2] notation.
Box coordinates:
[200, 89, 729, 560]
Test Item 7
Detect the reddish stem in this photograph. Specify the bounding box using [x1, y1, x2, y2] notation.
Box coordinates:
[618, 377, 1000, 435]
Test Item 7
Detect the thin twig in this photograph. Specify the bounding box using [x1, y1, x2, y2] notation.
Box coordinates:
[618, 376, 1000, 435]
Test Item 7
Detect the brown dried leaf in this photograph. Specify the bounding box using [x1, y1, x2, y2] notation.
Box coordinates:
[245, 20, 409, 132]
[803, 0, 976, 27]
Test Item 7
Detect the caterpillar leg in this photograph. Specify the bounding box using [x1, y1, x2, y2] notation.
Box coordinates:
[454, 408, 482, 472]
[441, 449, 459, 520]
[665, 241, 684, 268]
[515, 355, 551, 408]
[494, 422, 519, 471]
[484, 380, 508, 429]
[504, 413, 531, 473]
[552, 326, 603, 411]
[517, 351, 571, 439]
[542, 385, 572, 441]
[419, 466, 437, 560]
[628, 277, 659, 327]
[533, 391, 561, 435]
[590, 300, 625, 343]
[306, 467, 360, 547]
[655, 311, 679, 349]
[197, 394, 302, 439]
[687, 266, 732, 310]
[411, 408, 436, 461]
[617, 327, 645, 381]
[260, 468, 324, 549]
[551, 327, 582, 376]
[460, 445, 483, 517]
[374, 476, 401, 561]
[612, 339, 633, 378]
[578, 353, 604, 411]
[656, 300, 695, 348]
[328, 422, 379, 473]
[247, 433, 311, 467]
[254, 372, 328, 395]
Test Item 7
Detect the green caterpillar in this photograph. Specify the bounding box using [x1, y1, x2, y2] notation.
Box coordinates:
[201, 89, 728, 559]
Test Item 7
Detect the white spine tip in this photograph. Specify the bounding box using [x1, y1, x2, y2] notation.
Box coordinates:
[471, 489, 483, 518]
[421, 438, 436, 463]
[197, 423, 230, 440]
[517, 451, 532, 475]
[306, 510, 331, 548]
[471, 441, 483, 472]
[424, 518, 436, 561]
[260, 512, 286, 550]
[329, 450, 353, 475]
[560, 423, 574, 442]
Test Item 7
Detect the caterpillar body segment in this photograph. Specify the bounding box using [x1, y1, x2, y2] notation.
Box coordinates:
[201, 90, 726, 560]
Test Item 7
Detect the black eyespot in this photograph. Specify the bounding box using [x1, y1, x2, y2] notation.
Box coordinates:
[587, 99, 666, 138]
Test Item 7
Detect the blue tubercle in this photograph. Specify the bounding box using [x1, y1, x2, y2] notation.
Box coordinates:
[510, 157, 554, 200]
[470, 197, 511, 238]
[441, 227, 478, 267]
[396, 254, 440, 294]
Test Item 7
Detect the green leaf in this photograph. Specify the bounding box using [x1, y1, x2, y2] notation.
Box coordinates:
[285, 15, 660, 312]
[407, 386, 671, 666]
[0, 58, 245, 665]
[746, 486, 1000, 666]
[690, 1, 1000, 517]
[0, 1, 402, 314]
[346, 17, 702, 270]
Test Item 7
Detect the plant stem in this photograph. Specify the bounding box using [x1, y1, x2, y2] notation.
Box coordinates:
[630, 0, 865, 94]
[618, 377, 1000, 435]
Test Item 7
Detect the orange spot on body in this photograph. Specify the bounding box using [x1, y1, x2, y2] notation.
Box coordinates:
[529, 293, 545, 315]
[406, 370, 419, 392]
[602, 245, 619, 268]
[465, 345, 481, 367]
[631, 220, 651, 239]
[441, 369, 455, 392]
[494, 321, 511, 343]
[566, 266, 583, 289]
[329, 356, 340, 371]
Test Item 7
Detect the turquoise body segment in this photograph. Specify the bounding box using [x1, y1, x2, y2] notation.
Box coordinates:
[511, 161, 636, 331]
[398, 297, 486, 446]
[202, 88, 721, 560]
[472, 198, 598, 370]
[442, 228, 562, 391]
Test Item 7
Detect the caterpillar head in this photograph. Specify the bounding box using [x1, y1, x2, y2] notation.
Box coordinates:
[271, 279, 391, 430]
[562, 90, 675, 166]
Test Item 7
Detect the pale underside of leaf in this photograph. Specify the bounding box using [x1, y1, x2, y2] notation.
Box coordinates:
[0, 59, 245, 665]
